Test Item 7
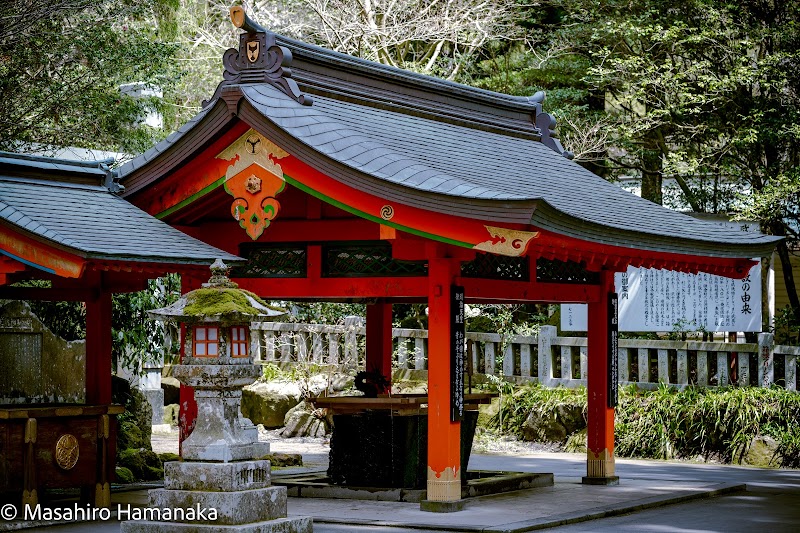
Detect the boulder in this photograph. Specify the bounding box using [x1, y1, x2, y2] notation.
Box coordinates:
[261, 453, 303, 467]
[521, 404, 586, 443]
[163, 403, 179, 426]
[741, 435, 779, 467]
[242, 380, 302, 429]
[113, 378, 153, 452]
[280, 401, 330, 438]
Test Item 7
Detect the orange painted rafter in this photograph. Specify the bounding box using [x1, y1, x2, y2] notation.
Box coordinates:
[0, 223, 85, 278]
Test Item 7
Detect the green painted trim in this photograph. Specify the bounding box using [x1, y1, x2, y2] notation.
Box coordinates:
[282, 174, 473, 249]
[156, 175, 227, 219]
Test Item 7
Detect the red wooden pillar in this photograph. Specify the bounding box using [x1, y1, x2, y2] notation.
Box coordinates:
[178, 275, 203, 451]
[423, 255, 463, 510]
[584, 269, 619, 485]
[366, 302, 393, 387]
[85, 289, 112, 405]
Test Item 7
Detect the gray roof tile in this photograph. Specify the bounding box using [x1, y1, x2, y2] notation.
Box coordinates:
[0, 156, 241, 266]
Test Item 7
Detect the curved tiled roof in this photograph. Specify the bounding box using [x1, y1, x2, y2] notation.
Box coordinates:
[0, 153, 241, 265]
[117, 25, 780, 261]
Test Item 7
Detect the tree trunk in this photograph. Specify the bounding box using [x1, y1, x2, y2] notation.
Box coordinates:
[641, 132, 663, 205]
[775, 238, 800, 320]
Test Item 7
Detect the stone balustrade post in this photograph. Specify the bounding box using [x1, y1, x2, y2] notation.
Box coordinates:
[657, 349, 669, 384]
[676, 349, 688, 385]
[415, 337, 427, 370]
[637, 348, 649, 384]
[786, 353, 797, 392]
[697, 351, 709, 386]
[561, 346, 572, 380]
[520, 342, 532, 378]
[502, 342, 514, 377]
[618, 348, 630, 383]
[717, 352, 729, 386]
[758, 333, 775, 387]
[537, 325, 556, 385]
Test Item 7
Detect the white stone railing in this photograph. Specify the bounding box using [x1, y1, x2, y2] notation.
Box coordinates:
[251, 323, 800, 391]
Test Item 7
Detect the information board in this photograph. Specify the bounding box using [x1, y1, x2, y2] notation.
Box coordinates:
[562, 261, 761, 332]
[608, 293, 618, 408]
[451, 285, 465, 422]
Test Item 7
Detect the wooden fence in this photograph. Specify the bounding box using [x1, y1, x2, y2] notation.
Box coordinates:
[252, 323, 800, 391]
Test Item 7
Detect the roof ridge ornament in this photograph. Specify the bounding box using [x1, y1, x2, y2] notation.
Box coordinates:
[202, 6, 312, 108]
[528, 91, 574, 159]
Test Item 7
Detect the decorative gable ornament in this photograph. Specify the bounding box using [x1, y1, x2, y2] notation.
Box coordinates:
[217, 130, 288, 240]
[203, 6, 312, 108]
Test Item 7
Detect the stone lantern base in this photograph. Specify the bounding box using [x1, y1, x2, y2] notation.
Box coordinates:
[120, 460, 312, 533]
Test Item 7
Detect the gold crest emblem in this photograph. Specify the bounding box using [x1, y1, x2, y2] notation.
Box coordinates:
[246, 40, 260, 63]
[55, 434, 79, 470]
[245, 175, 262, 194]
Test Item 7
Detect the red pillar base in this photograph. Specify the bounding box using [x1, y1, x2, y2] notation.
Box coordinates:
[420, 498, 466, 512]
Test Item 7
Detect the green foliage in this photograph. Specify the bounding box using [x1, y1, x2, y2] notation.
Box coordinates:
[490, 382, 587, 434]
[493, 382, 800, 467]
[0, 0, 180, 154]
[112, 274, 181, 371]
[773, 306, 800, 346]
[288, 302, 365, 325]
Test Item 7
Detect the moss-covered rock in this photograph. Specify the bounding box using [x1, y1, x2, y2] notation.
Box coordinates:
[158, 452, 181, 464]
[118, 449, 147, 480]
[115, 466, 135, 484]
[118, 448, 163, 481]
[145, 466, 164, 480]
[114, 379, 153, 454]
[242, 382, 301, 429]
[565, 428, 587, 453]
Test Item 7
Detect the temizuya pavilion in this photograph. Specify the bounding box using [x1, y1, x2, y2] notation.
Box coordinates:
[118, 7, 780, 509]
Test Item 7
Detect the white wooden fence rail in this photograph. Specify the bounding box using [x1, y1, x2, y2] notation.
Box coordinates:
[251, 323, 800, 391]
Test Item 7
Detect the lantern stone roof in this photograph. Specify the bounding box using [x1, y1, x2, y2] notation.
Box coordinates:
[117, 10, 780, 265]
[0, 152, 242, 266]
[148, 260, 285, 323]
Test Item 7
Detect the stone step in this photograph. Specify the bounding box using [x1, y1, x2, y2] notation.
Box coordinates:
[148, 485, 288, 525]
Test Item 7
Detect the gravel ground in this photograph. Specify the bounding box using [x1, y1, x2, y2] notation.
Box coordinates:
[150, 425, 558, 459]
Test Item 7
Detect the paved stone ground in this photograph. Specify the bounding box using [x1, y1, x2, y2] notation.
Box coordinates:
[4, 431, 800, 532]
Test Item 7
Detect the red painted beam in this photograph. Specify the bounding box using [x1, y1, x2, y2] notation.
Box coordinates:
[234, 276, 429, 300]
[458, 277, 601, 303]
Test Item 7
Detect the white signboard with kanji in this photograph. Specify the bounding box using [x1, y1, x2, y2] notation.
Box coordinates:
[561, 261, 761, 332]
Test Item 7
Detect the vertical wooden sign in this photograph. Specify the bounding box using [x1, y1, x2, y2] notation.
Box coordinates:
[608, 292, 619, 408]
[451, 285, 465, 422]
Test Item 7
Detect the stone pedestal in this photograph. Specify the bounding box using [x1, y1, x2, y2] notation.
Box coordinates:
[121, 460, 312, 533]
[125, 258, 310, 532]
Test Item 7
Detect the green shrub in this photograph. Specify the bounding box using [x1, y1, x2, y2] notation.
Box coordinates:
[491, 382, 800, 466]
[115, 466, 135, 484]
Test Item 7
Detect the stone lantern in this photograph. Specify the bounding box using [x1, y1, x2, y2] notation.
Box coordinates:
[121, 259, 312, 533]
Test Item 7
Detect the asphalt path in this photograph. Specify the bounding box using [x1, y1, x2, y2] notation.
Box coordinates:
[11, 453, 800, 533]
